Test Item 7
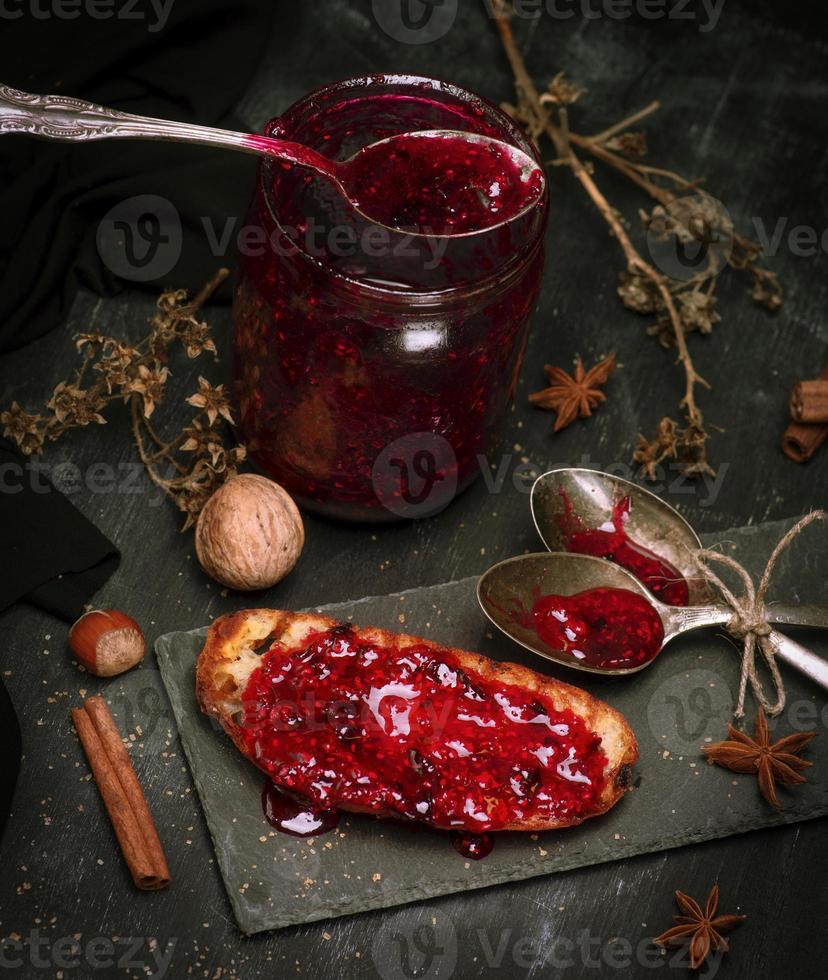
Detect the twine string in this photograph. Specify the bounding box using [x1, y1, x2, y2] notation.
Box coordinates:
[693, 510, 826, 719]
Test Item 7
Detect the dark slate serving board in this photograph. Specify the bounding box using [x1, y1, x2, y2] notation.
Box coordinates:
[156, 516, 828, 934]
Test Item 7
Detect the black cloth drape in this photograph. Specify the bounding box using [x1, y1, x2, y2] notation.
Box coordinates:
[0, 0, 273, 837]
[0, 0, 274, 354]
[0, 440, 121, 617]
[0, 438, 123, 838]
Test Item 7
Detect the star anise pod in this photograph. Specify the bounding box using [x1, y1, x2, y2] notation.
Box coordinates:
[701, 708, 816, 808]
[653, 884, 745, 970]
[529, 353, 616, 432]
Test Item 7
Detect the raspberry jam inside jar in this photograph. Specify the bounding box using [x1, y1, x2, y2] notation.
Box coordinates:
[233, 76, 548, 521]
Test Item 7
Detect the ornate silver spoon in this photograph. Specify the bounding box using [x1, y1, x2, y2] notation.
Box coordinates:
[0, 83, 545, 236]
[478, 552, 828, 691]
[530, 467, 828, 629]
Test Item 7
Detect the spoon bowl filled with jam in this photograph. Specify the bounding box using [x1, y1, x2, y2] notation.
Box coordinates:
[478, 549, 828, 691]
[530, 468, 714, 607]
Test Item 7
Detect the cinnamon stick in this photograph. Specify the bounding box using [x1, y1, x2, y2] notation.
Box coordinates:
[790, 379, 828, 423]
[782, 365, 828, 463]
[71, 697, 170, 890]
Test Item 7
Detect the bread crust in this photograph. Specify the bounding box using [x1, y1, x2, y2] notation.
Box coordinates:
[196, 609, 638, 832]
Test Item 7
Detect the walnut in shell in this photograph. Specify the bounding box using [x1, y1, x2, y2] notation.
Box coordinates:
[195, 474, 304, 591]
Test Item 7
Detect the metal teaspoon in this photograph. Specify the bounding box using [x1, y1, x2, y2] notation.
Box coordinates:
[530, 467, 828, 629]
[477, 552, 828, 691]
[0, 83, 545, 237]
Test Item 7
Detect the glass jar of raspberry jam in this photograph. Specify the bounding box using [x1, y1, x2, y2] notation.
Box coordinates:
[232, 75, 548, 521]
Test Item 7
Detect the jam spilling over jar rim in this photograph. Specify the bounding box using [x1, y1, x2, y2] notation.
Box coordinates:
[556, 491, 690, 607]
[240, 624, 609, 834]
[530, 587, 665, 671]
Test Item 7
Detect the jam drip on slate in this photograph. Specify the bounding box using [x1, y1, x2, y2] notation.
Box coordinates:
[531, 587, 665, 671]
[241, 626, 608, 835]
[450, 830, 495, 860]
[346, 133, 545, 235]
[556, 492, 690, 607]
[262, 778, 340, 837]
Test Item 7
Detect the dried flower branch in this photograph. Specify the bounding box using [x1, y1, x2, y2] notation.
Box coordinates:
[489, 0, 781, 477]
[1, 268, 245, 530]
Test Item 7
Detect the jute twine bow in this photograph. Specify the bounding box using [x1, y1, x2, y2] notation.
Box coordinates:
[692, 510, 826, 719]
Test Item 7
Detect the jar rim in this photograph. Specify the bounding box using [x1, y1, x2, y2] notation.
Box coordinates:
[256, 74, 548, 305]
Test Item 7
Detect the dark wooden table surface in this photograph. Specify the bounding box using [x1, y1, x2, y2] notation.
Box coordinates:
[1, 2, 826, 977]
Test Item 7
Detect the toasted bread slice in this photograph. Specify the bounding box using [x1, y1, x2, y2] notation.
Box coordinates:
[197, 609, 638, 832]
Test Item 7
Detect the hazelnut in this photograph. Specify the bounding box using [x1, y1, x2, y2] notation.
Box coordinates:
[195, 474, 304, 591]
[68, 609, 145, 677]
